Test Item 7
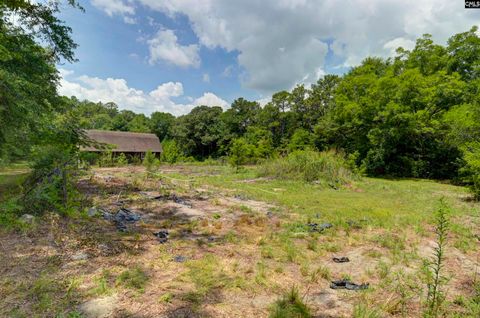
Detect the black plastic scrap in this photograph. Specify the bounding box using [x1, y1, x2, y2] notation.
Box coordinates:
[153, 230, 169, 243]
[330, 280, 369, 290]
[102, 208, 141, 232]
[307, 222, 332, 232]
[332, 257, 350, 263]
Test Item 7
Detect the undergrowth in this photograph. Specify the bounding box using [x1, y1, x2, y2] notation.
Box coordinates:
[258, 150, 358, 186]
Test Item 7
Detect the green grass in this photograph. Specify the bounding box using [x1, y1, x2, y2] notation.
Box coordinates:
[193, 166, 476, 229]
[269, 287, 312, 318]
[116, 266, 149, 292]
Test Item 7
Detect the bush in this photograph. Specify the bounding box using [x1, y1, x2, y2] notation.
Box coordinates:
[22, 146, 80, 215]
[143, 150, 157, 174]
[258, 150, 358, 185]
[160, 139, 185, 164]
[115, 153, 128, 167]
[229, 138, 257, 170]
[269, 287, 312, 318]
[459, 142, 480, 199]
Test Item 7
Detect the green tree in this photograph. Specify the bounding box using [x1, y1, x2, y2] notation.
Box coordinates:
[150, 112, 175, 141]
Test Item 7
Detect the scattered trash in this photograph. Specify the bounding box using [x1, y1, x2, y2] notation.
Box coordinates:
[330, 280, 369, 290]
[266, 211, 274, 218]
[307, 222, 332, 232]
[207, 236, 216, 242]
[103, 208, 141, 232]
[332, 257, 350, 263]
[171, 194, 192, 208]
[153, 230, 169, 243]
[173, 255, 187, 263]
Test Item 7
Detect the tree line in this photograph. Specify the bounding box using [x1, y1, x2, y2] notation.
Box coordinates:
[1, 0, 480, 197]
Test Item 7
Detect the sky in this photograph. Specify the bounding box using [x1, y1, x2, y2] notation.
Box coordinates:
[57, 0, 480, 116]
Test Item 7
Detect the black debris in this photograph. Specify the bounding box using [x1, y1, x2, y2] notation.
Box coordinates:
[170, 194, 193, 208]
[173, 255, 187, 263]
[333, 257, 350, 263]
[330, 280, 369, 290]
[266, 211, 274, 218]
[154, 230, 169, 243]
[207, 236, 216, 242]
[307, 222, 333, 232]
[102, 208, 141, 232]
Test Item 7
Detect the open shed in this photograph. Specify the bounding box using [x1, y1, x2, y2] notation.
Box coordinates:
[81, 130, 162, 157]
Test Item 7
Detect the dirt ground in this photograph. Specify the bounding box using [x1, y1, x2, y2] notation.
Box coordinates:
[1, 166, 479, 317]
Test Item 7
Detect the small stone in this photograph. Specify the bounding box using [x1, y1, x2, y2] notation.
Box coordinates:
[87, 207, 98, 217]
[19, 214, 35, 224]
[71, 251, 89, 261]
[173, 255, 187, 263]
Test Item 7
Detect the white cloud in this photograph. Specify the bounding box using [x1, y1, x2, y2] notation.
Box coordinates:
[90, 0, 135, 17]
[147, 29, 200, 68]
[202, 73, 210, 83]
[135, 0, 480, 93]
[193, 92, 228, 109]
[58, 69, 228, 115]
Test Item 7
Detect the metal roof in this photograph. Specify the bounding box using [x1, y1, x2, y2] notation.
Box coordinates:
[81, 130, 162, 153]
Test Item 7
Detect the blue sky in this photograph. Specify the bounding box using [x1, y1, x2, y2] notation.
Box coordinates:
[57, 0, 480, 116]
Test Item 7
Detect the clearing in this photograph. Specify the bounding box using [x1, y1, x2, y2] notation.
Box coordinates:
[1, 165, 479, 317]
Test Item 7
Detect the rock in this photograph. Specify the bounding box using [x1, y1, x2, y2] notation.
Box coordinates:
[78, 295, 117, 318]
[87, 207, 98, 217]
[19, 214, 35, 224]
[173, 255, 187, 263]
[71, 251, 89, 261]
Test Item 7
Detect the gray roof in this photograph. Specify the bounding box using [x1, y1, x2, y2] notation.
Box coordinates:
[81, 130, 162, 153]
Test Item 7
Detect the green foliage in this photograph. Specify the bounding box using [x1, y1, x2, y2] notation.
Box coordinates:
[269, 287, 312, 318]
[143, 150, 156, 173]
[258, 150, 357, 185]
[115, 153, 128, 167]
[116, 266, 148, 292]
[160, 139, 185, 164]
[229, 138, 257, 170]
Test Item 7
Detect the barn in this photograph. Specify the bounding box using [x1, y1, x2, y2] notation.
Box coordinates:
[81, 130, 162, 158]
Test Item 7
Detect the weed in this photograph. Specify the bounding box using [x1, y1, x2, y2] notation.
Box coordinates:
[116, 266, 149, 292]
[424, 199, 450, 318]
[269, 287, 312, 318]
[352, 304, 382, 318]
[159, 292, 173, 303]
[91, 270, 113, 296]
[310, 266, 331, 282]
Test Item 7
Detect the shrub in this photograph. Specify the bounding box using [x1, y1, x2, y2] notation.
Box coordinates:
[229, 137, 257, 170]
[258, 150, 358, 185]
[22, 146, 80, 215]
[160, 139, 185, 164]
[269, 287, 312, 318]
[143, 150, 156, 173]
[115, 153, 128, 167]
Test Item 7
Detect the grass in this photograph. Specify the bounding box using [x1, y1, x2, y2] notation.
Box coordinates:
[116, 266, 149, 292]
[197, 166, 476, 229]
[269, 287, 312, 318]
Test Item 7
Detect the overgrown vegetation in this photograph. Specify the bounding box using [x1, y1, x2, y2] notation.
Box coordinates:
[258, 150, 357, 185]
